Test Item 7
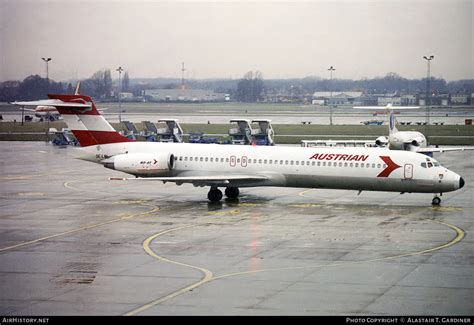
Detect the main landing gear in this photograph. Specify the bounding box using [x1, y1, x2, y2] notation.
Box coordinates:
[207, 187, 240, 202]
[432, 194, 442, 206]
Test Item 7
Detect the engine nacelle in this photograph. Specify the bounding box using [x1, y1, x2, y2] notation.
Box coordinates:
[411, 137, 425, 147]
[375, 136, 388, 147]
[104, 153, 175, 176]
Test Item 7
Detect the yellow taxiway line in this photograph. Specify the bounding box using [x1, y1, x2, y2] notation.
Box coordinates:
[0, 200, 159, 253]
[125, 216, 465, 315]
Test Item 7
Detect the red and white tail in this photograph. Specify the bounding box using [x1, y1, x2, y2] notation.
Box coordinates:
[47, 94, 133, 147]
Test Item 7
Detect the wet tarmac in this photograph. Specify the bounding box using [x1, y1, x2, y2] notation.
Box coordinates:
[0, 142, 473, 315]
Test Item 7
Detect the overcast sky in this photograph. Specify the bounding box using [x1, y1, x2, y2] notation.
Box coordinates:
[0, 0, 472, 82]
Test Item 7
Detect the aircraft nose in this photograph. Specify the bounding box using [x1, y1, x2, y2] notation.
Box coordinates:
[459, 177, 465, 189]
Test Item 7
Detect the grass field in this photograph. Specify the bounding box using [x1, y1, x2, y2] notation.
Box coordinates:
[1, 121, 473, 145]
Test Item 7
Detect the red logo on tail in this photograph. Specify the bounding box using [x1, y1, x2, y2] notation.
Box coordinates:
[377, 156, 401, 177]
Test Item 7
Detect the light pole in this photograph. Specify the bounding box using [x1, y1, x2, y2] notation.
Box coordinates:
[423, 55, 434, 142]
[328, 66, 335, 125]
[42, 58, 52, 93]
[41, 57, 52, 80]
[116, 66, 124, 123]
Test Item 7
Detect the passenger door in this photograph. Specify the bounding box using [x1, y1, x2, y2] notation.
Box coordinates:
[404, 164, 413, 179]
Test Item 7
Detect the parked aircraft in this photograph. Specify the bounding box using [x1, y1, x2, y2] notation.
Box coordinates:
[19, 105, 61, 121]
[355, 104, 473, 155]
[12, 95, 465, 205]
[16, 83, 102, 120]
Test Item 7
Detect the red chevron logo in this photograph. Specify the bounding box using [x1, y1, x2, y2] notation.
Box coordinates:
[377, 156, 401, 177]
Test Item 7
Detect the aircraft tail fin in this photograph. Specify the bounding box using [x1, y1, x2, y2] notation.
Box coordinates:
[47, 94, 133, 147]
[388, 108, 398, 134]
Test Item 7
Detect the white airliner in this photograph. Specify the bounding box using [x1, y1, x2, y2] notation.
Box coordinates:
[12, 94, 465, 205]
[15, 83, 103, 120]
[355, 104, 473, 155]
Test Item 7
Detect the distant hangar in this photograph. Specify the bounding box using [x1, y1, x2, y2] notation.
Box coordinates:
[143, 89, 230, 102]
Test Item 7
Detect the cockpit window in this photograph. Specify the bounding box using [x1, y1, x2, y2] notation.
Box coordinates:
[421, 162, 427, 168]
[433, 162, 440, 167]
[427, 162, 433, 168]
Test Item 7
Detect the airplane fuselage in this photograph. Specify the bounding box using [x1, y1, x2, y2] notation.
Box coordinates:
[76, 142, 463, 194]
[389, 131, 427, 151]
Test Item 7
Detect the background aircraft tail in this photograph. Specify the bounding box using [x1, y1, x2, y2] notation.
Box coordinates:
[47, 94, 133, 147]
[388, 109, 398, 134]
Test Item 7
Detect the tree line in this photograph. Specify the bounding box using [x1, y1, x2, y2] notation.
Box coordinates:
[1, 70, 473, 102]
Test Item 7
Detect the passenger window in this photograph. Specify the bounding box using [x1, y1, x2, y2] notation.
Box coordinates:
[205, 157, 208, 162]
[200, 157, 204, 162]
[269, 160, 272, 164]
[185, 157, 188, 161]
[355, 163, 358, 167]
[280, 160, 284, 165]
[377, 164, 381, 168]
[285, 160, 289, 165]
[372, 163, 375, 168]
[317, 161, 321, 166]
[383, 164, 387, 168]
[290, 161, 294, 165]
[210, 158, 213, 162]
[226, 158, 229, 162]
[322, 162, 326, 166]
[361, 163, 364, 167]
[350, 163, 353, 167]
[190, 157, 193, 161]
[312, 161, 315, 166]
[296, 161, 299, 165]
[328, 162, 331, 166]
[258, 159, 262, 164]
[344, 162, 348, 167]
[179, 156, 183, 161]
[264, 159, 267, 164]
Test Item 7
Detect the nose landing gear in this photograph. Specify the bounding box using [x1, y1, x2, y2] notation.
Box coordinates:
[432, 194, 442, 206]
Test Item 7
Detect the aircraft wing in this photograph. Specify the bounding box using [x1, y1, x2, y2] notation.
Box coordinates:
[109, 174, 269, 186]
[10, 99, 91, 108]
[416, 147, 474, 154]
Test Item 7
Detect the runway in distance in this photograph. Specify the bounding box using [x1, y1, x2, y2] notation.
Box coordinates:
[12, 94, 465, 205]
[355, 104, 474, 155]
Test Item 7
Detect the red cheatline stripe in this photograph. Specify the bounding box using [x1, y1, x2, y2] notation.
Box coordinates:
[72, 130, 133, 147]
[377, 156, 401, 177]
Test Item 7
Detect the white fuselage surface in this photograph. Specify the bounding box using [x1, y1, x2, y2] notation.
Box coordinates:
[77, 141, 462, 194]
